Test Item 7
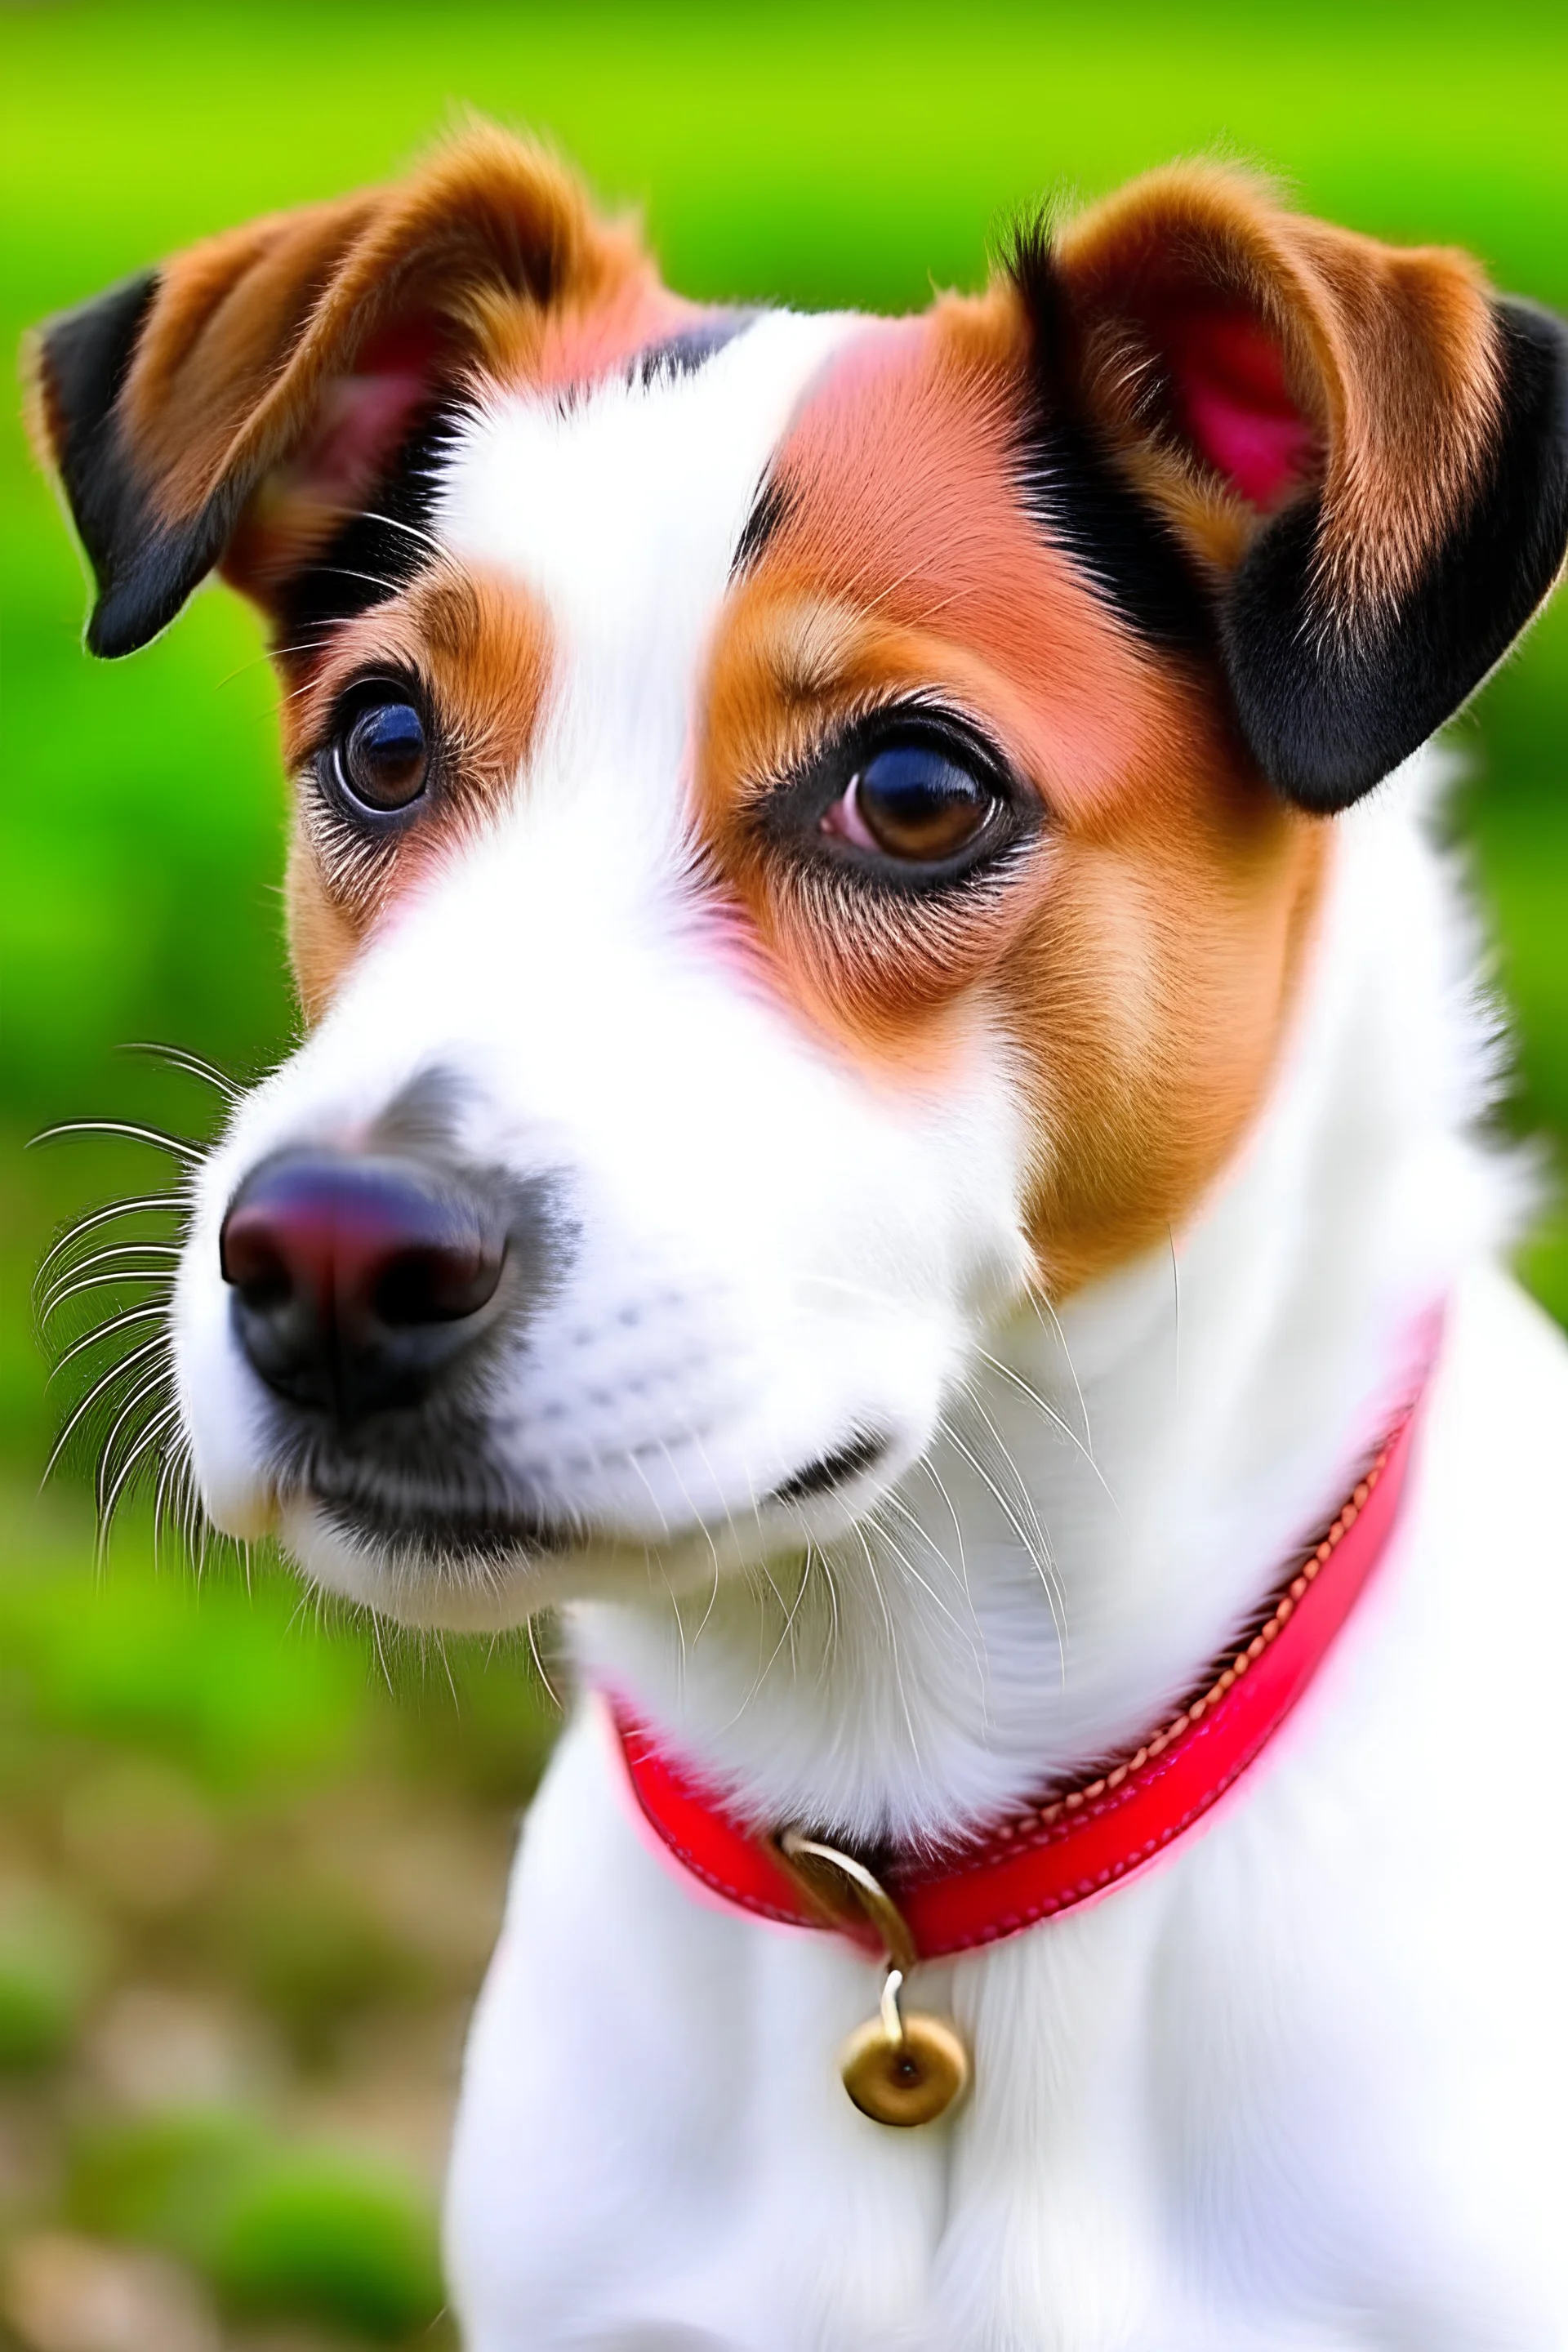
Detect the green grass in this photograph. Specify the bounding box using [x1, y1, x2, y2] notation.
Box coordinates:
[0, 1489, 549, 2346]
[2, 7, 1566, 2344]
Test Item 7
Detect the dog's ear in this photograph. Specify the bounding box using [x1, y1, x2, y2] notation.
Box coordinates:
[26, 127, 649, 658]
[1013, 167, 1568, 810]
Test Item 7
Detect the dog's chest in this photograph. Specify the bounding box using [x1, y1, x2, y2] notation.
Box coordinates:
[444, 1275, 1568, 2352]
[443, 1729, 1357, 2350]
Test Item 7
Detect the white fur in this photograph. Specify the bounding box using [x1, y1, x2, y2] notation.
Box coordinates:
[169, 322, 1568, 2346]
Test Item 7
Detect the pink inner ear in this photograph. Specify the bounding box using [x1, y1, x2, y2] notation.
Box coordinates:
[226, 317, 449, 602]
[293, 317, 447, 507]
[1161, 306, 1316, 510]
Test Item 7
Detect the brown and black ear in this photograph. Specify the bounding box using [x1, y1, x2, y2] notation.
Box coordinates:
[25, 128, 648, 659]
[1015, 167, 1568, 811]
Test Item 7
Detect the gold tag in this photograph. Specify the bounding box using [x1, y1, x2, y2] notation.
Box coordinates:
[840, 1966, 971, 2127]
[776, 1829, 973, 2131]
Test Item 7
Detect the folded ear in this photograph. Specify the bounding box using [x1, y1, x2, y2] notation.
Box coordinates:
[26, 127, 653, 657]
[1014, 167, 1568, 810]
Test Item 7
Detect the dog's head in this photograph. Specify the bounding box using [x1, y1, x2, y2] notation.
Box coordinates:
[30, 131, 1568, 1626]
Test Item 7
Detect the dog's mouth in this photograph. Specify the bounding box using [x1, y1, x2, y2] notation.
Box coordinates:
[312, 1477, 578, 1568]
[268, 1409, 575, 1570]
[280, 1420, 893, 1575]
[765, 1428, 890, 1505]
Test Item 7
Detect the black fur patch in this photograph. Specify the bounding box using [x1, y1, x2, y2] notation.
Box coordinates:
[37, 269, 157, 560]
[38, 275, 468, 662]
[632, 310, 755, 387]
[1224, 298, 1568, 812]
[1009, 225, 1214, 658]
[38, 270, 239, 659]
[731, 471, 793, 577]
[1009, 225, 1568, 811]
[276, 402, 466, 650]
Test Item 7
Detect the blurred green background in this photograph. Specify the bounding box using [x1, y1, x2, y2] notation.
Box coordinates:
[2, 4, 1566, 2345]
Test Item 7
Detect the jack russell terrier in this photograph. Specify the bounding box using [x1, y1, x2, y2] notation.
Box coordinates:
[29, 127, 1568, 2350]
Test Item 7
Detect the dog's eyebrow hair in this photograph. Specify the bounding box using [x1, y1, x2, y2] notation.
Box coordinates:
[630, 310, 758, 388]
[278, 399, 467, 647]
[731, 471, 794, 578]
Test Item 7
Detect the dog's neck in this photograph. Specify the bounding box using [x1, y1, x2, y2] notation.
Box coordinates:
[571, 761, 1511, 1846]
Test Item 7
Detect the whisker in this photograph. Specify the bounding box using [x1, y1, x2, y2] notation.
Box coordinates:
[42, 1334, 171, 1485]
[653, 1538, 690, 1689]
[153, 1432, 193, 1566]
[688, 1520, 724, 1652]
[942, 1416, 1067, 1676]
[909, 1458, 973, 1615]
[867, 1504, 986, 1701]
[41, 1249, 180, 1320]
[524, 1611, 564, 1713]
[308, 562, 409, 599]
[715, 1535, 804, 1731]
[262, 638, 345, 688]
[1027, 1285, 1094, 1457]
[219, 644, 296, 689]
[122, 1041, 241, 1102]
[849, 1521, 920, 1762]
[39, 1267, 176, 1320]
[37, 1192, 185, 1281]
[880, 1484, 975, 1626]
[31, 1119, 203, 1165]
[961, 1384, 1061, 1579]
[750, 1544, 814, 1695]
[50, 1303, 169, 1379]
[216, 617, 340, 685]
[359, 507, 446, 559]
[42, 1239, 183, 1285]
[429, 1628, 462, 1713]
[688, 1427, 753, 1614]
[657, 1438, 726, 1606]
[814, 1540, 843, 1673]
[95, 1358, 175, 1514]
[369, 1607, 396, 1700]
[179, 1440, 207, 1572]
[621, 1446, 674, 1542]
[971, 1343, 1114, 1503]
[276, 666, 336, 706]
[98, 1399, 183, 1550]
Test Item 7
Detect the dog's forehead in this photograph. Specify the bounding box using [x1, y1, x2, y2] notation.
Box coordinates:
[435, 310, 866, 666]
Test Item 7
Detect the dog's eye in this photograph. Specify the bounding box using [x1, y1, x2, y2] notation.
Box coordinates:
[822, 737, 998, 865]
[333, 698, 430, 813]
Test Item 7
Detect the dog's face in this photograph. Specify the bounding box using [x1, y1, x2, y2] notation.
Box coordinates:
[31, 135, 1567, 1625]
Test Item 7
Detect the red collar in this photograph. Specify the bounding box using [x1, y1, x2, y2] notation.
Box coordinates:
[611, 1339, 1437, 1962]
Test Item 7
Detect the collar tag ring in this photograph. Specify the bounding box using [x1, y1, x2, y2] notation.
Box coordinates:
[777, 1828, 972, 2128]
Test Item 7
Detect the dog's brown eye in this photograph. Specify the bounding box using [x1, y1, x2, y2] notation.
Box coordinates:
[336, 700, 429, 813]
[824, 739, 996, 865]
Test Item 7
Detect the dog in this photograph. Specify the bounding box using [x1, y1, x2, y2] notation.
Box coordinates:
[29, 127, 1568, 2349]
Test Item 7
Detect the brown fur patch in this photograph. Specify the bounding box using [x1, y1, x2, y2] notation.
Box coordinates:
[699, 302, 1329, 1291]
[109, 127, 658, 606]
[468, 272, 707, 394]
[283, 562, 552, 1017]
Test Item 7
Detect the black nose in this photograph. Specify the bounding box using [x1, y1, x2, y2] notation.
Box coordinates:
[220, 1152, 509, 1421]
